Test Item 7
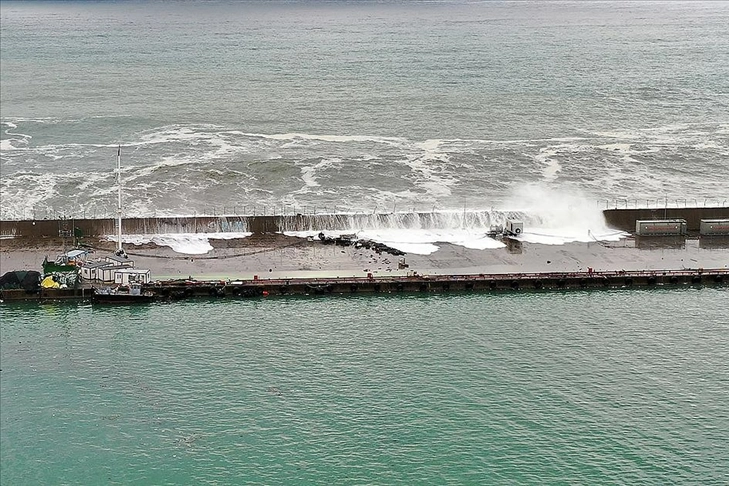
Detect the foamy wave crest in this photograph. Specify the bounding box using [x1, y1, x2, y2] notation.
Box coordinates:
[242, 132, 404, 145]
[106, 231, 252, 255]
[502, 184, 629, 245]
[279, 210, 528, 233]
[281, 188, 627, 254]
[4, 121, 725, 220]
[1, 121, 32, 151]
[0, 139, 18, 151]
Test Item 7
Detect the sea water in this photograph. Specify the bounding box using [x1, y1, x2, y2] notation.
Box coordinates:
[3, 0, 728, 254]
[2, 290, 728, 484]
[2, 1, 729, 483]
[1, 0, 728, 225]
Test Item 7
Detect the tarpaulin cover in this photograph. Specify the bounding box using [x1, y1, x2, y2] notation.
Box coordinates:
[0, 271, 42, 291]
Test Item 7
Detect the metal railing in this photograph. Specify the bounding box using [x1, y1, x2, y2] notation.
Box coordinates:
[3, 198, 729, 222]
[601, 198, 728, 210]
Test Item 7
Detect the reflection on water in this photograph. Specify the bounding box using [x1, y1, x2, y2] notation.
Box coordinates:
[634, 236, 729, 251]
[506, 238, 523, 254]
[699, 236, 729, 250]
[635, 236, 687, 250]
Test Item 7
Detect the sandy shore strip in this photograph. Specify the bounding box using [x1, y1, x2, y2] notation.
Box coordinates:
[2, 233, 728, 281]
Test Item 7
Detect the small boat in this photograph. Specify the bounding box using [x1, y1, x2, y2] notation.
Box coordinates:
[92, 283, 155, 304]
[42, 249, 88, 274]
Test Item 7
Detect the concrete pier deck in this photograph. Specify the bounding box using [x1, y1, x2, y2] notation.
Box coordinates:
[1, 268, 727, 302]
[2, 208, 728, 302]
[148, 268, 728, 299]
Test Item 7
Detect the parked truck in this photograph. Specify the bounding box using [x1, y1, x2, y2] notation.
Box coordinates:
[504, 220, 524, 236]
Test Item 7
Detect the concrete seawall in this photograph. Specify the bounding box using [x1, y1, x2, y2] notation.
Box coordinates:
[2, 207, 728, 239]
[602, 207, 729, 233]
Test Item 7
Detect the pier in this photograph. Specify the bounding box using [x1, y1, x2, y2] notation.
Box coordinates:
[2, 268, 726, 302]
[149, 269, 729, 297]
[2, 207, 728, 303]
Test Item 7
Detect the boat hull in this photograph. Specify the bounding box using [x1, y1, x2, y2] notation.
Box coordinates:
[92, 286, 156, 304]
[92, 295, 154, 304]
[92, 292, 155, 304]
[1, 288, 90, 301]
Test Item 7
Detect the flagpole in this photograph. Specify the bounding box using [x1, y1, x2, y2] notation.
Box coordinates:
[117, 145, 123, 255]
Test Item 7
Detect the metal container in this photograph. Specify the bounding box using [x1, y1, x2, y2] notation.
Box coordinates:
[635, 219, 687, 236]
[700, 219, 729, 236]
[505, 220, 524, 236]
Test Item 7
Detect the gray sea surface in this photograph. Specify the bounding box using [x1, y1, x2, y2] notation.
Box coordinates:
[1, 0, 728, 220]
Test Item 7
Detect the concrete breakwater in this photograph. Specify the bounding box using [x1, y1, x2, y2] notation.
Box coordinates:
[602, 207, 729, 233]
[150, 269, 727, 299]
[2, 207, 729, 239]
[2, 269, 727, 302]
[1, 212, 526, 239]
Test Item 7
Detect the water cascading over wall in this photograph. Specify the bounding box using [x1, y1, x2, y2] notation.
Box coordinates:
[277, 210, 534, 233]
[2, 210, 539, 239]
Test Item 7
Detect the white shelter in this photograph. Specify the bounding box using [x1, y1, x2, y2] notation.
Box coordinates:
[113, 268, 151, 285]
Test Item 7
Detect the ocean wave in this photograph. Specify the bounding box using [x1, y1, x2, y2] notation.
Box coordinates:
[2, 121, 728, 221]
[107, 231, 253, 255]
[280, 201, 627, 255]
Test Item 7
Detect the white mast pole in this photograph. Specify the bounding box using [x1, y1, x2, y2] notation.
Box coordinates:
[117, 145, 123, 254]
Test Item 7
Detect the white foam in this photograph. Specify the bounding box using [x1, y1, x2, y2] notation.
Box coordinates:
[535, 146, 563, 182]
[502, 184, 630, 243]
[107, 231, 252, 255]
[399, 140, 459, 200]
[243, 132, 404, 145]
[0, 172, 59, 219]
[517, 229, 626, 246]
[284, 227, 507, 256]
[296, 157, 341, 192]
[280, 185, 628, 255]
[0, 125, 32, 151]
[0, 139, 18, 151]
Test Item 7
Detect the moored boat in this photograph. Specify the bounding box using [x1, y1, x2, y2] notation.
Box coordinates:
[42, 249, 88, 274]
[92, 283, 155, 304]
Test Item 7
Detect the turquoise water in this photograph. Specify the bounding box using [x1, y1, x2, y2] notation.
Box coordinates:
[2, 289, 728, 484]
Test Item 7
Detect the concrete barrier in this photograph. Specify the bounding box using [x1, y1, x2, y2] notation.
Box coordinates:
[603, 207, 729, 233]
[2, 207, 729, 239]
